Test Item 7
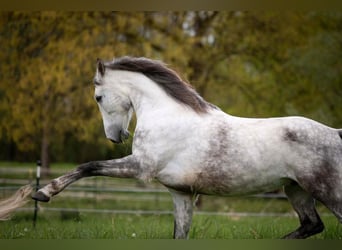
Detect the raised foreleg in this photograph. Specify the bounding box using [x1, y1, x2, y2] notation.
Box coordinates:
[32, 155, 140, 202]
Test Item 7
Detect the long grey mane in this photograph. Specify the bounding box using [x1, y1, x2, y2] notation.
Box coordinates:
[106, 56, 214, 113]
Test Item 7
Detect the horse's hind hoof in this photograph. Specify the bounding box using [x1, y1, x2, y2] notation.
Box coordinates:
[31, 191, 50, 202]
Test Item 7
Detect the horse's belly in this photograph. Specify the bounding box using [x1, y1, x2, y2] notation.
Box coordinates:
[193, 173, 289, 195]
[158, 167, 290, 196]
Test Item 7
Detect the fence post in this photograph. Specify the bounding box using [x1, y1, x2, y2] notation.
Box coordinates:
[33, 160, 41, 228]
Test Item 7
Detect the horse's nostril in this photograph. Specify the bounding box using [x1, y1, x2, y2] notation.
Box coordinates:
[95, 95, 102, 102]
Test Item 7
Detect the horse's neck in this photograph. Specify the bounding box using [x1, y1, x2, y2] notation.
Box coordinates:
[127, 76, 184, 122]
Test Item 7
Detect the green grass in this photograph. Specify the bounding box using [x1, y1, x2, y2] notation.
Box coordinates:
[0, 212, 341, 239]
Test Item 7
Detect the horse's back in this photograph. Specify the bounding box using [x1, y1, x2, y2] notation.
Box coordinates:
[234, 115, 342, 174]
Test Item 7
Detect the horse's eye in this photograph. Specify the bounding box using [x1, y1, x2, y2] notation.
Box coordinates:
[95, 95, 102, 102]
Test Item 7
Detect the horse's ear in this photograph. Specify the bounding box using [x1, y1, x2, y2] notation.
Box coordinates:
[97, 58, 105, 76]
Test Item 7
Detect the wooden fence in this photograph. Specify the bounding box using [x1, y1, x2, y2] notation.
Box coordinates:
[0, 166, 297, 218]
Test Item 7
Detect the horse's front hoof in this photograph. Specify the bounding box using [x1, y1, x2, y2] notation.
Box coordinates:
[31, 191, 50, 202]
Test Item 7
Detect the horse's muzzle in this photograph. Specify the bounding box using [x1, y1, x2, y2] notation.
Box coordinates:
[121, 129, 130, 140]
[109, 129, 130, 144]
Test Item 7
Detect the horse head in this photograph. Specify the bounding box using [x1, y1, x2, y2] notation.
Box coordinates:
[93, 58, 133, 143]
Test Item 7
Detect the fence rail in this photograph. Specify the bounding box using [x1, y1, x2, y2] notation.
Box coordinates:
[0, 181, 287, 199]
[0, 166, 293, 219]
[17, 207, 301, 218]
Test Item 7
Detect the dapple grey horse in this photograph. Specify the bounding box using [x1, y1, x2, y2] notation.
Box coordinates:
[32, 57, 342, 239]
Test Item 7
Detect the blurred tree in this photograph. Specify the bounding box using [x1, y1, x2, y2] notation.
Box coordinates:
[198, 12, 313, 117]
[283, 12, 342, 127]
[0, 12, 105, 173]
[0, 12, 195, 172]
[193, 11, 341, 128]
[0, 11, 341, 171]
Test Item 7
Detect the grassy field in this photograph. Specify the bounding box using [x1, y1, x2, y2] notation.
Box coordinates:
[0, 162, 341, 239]
[1, 212, 341, 239]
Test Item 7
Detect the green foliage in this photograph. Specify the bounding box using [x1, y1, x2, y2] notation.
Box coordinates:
[0, 11, 341, 165]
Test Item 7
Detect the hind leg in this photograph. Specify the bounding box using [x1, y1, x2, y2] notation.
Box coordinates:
[283, 182, 324, 239]
[311, 186, 342, 225]
[295, 162, 342, 227]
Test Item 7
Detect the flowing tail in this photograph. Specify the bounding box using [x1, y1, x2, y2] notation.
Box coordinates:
[0, 184, 33, 220]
